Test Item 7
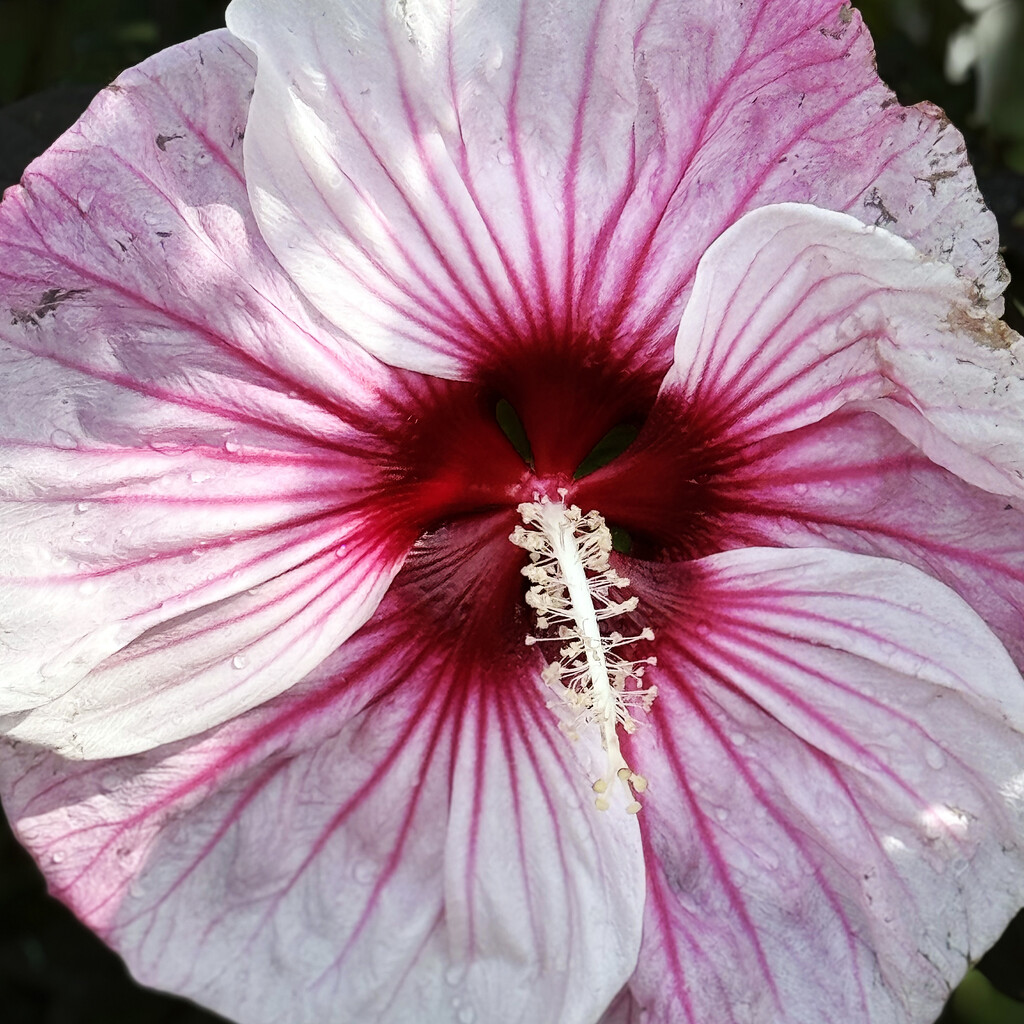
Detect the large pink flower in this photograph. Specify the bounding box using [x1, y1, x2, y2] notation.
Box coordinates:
[2, 1, 1024, 1022]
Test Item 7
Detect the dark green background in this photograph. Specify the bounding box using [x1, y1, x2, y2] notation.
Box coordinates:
[1, 1, 1022, 1022]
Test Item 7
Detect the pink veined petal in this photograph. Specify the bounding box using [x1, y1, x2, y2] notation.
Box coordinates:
[661, 203, 1024, 498]
[717, 406, 1024, 669]
[224, 0, 1000, 379]
[0, 33, 417, 755]
[0, 515, 645, 1024]
[621, 546, 1024, 1024]
[2, 31, 394, 437]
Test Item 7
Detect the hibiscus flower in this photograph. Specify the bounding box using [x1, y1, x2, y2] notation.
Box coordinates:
[2, 1, 1024, 1022]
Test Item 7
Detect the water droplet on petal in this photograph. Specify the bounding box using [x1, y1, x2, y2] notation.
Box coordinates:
[925, 746, 946, 770]
[50, 851, 65, 864]
[74, 502, 90, 513]
[189, 470, 213, 484]
[335, 545, 348, 558]
[50, 430, 78, 450]
[231, 654, 248, 670]
[224, 440, 240, 454]
[496, 149, 512, 166]
[444, 965, 465, 986]
[353, 861, 376, 884]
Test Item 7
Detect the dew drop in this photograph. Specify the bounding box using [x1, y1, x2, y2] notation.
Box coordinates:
[50, 850, 65, 864]
[496, 149, 513, 166]
[224, 440, 240, 454]
[231, 654, 248, 670]
[335, 545, 348, 558]
[925, 746, 946, 770]
[189, 470, 213, 484]
[444, 965, 465, 986]
[353, 860, 376, 884]
[74, 502, 90, 514]
[714, 807, 729, 822]
[50, 430, 78, 450]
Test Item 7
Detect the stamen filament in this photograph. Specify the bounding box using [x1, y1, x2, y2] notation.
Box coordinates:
[510, 498, 657, 811]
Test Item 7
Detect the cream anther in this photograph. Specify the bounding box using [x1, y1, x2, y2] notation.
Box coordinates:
[510, 498, 657, 812]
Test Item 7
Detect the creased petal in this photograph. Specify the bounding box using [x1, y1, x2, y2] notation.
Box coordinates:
[662, 203, 1024, 497]
[0, 33, 413, 755]
[624, 546, 1024, 1024]
[0, 522, 644, 1024]
[225, 0, 998, 378]
[597, 987, 642, 1024]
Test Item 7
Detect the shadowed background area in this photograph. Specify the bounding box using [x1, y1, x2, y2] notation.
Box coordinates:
[0, 0, 1023, 1021]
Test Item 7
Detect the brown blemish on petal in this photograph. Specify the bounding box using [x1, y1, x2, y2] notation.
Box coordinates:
[10, 287, 89, 327]
[864, 188, 898, 226]
[946, 305, 1018, 350]
[915, 169, 959, 197]
[155, 132, 185, 151]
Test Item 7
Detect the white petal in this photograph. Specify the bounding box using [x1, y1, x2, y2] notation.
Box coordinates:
[0, 33, 409, 754]
[664, 203, 1024, 498]
[624, 546, 1024, 1023]
[1, 525, 645, 1023]
[225, 0, 1000, 377]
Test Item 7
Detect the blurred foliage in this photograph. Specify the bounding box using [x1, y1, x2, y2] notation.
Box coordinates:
[0, 1, 1023, 1023]
[0, 0, 225, 102]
